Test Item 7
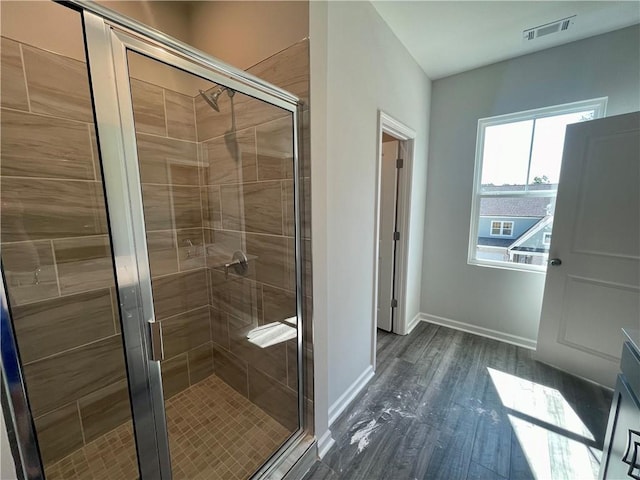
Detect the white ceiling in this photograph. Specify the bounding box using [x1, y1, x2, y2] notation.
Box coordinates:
[371, 1, 640, 79]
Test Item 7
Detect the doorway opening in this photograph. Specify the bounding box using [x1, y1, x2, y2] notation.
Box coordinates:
[373, 111, 415, 343]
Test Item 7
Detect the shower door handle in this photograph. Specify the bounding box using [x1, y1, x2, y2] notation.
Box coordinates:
[149, 321, 164, 361]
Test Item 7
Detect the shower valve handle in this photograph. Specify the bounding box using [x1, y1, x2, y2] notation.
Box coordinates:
[224, 251, 249, 278]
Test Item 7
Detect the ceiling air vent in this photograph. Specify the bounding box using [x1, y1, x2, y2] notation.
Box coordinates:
[523, 16, 576, 42]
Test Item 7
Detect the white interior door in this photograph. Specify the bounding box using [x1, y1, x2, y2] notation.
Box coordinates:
[377, 140, 399, 332]
[536, 112, 640, 388]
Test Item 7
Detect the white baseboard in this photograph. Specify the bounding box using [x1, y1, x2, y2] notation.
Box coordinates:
[328, 366, 375, 426]
[316, 430, 335, 459]
[406, 312, 422, 334]
[420, 313, 537, 350]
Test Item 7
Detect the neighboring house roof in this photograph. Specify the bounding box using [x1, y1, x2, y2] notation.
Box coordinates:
[509, 216, 554, 253]
[480, 197, 550, 216]
[478, 238, 513, 248]
[477, 184, 557, 252]
[480, 184, 557, 217]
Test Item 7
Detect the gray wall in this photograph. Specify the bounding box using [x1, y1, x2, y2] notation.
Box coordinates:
[324, 1, 430, 409]
[421, 25, 640, 344]
[310, 0, 431, 437]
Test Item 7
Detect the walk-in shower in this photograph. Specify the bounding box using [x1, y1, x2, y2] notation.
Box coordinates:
[0, 1, 313, 479]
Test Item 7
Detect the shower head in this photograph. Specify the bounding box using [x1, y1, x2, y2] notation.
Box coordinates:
[199, 85, 239, 161]
[199, 86, 235, 113]
[199, 89, 221, 112]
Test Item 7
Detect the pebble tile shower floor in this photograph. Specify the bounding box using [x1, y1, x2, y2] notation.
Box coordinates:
[44, 375, 291, 480]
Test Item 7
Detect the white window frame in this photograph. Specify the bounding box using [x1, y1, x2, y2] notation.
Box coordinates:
[468, 97, 607, 272]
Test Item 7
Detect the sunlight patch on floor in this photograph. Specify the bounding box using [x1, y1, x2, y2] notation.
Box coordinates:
[509, 414, 601, 479]
[488, 367, 594, 440]
[488, 367, 601, 480]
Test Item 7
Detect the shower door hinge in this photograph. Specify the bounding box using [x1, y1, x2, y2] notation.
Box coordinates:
[391, 299, 398, 308]
[396, 158, 404, 168]
[393, 231, 400, 241]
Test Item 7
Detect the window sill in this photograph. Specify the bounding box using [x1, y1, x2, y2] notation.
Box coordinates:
[467, 259, 547, 274]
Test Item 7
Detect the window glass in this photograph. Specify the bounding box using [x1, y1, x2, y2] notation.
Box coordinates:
[481, 120, 533, 190]
[528, 111, 594, 185]
[469, 99, 606, 271]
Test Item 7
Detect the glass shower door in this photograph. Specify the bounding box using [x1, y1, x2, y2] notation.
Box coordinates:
[86, 19, 303, 478]
[0, 3, 140, 479]
[127, 50, 300, 480]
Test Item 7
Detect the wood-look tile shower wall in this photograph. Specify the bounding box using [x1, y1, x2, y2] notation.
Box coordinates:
[0, 36, 134, 466]
[174, 38, 310, 432]
[129, 74, 214, 402]
[1, 33, 312, 466]
[131, 40, 311, 431]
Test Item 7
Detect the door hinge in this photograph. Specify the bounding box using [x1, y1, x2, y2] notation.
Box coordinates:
[396, 158, 404, 169]
[393, 231, 400, 241]
[391, 299, 398, 308]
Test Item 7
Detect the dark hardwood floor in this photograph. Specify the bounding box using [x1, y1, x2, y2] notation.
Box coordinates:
[303, 323, 613, 480]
